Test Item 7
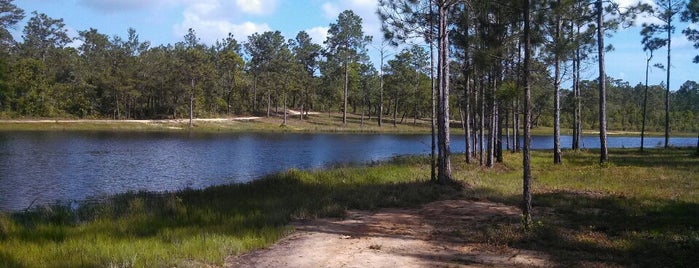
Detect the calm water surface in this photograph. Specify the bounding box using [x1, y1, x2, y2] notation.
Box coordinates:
[0, 131, 695, 211]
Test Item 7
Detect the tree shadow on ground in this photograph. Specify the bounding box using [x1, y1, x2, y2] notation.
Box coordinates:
[0, 251, 22, 268]
[468, 186, 699, 267]
[564, 148, 699, 170]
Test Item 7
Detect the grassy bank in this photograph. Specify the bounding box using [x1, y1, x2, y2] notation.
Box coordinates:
[3, 114, 696, 137]
[0, 149, 697, 267]
[0, 157, 458, 267]
[0, 113, 433, 134]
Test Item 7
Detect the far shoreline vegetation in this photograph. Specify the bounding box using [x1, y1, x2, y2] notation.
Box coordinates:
[0, 148, 697, 267]
[0, 113, 696, 138]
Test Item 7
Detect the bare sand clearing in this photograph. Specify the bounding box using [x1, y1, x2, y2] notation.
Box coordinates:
[228, 200, 550, 267]
[0, 118, 261, 123]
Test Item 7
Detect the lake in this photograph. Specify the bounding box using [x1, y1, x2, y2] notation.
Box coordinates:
[0, 131, 695, 211]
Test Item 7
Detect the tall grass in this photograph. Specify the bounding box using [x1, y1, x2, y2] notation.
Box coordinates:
[0, 157, 459, 267]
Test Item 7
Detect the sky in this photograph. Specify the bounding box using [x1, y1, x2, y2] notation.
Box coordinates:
[8, 0, 698, 91]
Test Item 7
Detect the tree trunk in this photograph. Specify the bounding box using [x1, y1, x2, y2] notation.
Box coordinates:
[553, 11, 562, 164]
[379, 50, 385, 127]
[522, 0, 533, 229]
[253, 75, 258, 114]
[472, 113, 478, 159]
[496, 104, 503, 163]
[414, 70, 420, 125]
[115, 89, 120, 120]
[437, 2, 452, 184]
[393, 87, 398, 127]
[227, 70, 233, 116]
[429, 0, 436, 183]
[642, 51, 652, 152]
[464, 63, 472, 164]
[189, 78, 194, 128]
[505, 105, 510, 151]
[343, 59, 349, 127]
[267, 91, 271, 118]
[479, 77, 485, 166]
[361, 93, 365, 127]
[275, 86, 280, 115]
[283, 82, 287, 126]
[487, 77, 495, 168]
[301, 86, 306, 121]
[665, 14, 671, 149]
[596, 0, 609, 164]
[494, 48, 503, 164]
[514, 99, 519, 152]
[573, 43, 581, 150]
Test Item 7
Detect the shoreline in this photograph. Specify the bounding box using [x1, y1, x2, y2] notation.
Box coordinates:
[0, 113, 434, 134]
[1, 116, 695, 137]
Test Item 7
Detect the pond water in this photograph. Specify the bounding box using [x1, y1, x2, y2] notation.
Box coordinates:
[0, 131, 695, 211]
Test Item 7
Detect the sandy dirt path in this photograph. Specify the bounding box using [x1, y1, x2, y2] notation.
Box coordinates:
[227, 200, 550, 267]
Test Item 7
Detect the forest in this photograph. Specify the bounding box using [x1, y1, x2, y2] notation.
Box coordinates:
[0, 0, 696, 134]
[0, 1, 698, 265]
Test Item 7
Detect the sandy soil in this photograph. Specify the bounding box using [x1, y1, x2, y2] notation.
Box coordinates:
[0, 118, 261, 123]
[227, 200, 550, 267]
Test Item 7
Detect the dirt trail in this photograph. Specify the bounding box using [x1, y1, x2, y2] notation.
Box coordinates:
[227, 200, 550, 267]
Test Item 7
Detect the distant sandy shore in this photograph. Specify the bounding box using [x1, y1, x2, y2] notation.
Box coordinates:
[0, 118, 258, 123]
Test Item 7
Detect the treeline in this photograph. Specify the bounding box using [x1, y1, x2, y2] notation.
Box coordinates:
[554, 79, 697, 133]
[0, 0, 697, 134]
[0, 5, 433, 126]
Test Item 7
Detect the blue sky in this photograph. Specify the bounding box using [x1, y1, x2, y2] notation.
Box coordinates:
[9, 0, 698, 91]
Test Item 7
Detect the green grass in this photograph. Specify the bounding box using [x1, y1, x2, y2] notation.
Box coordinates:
[0, 149, 697, 267]
[0, 157, 459, 267]
[454, 148, 699, 267]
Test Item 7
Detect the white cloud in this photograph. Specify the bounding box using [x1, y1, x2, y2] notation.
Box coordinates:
[618, 72, 626, 80]
[617, 0, 653, 9]
[173, 0, 273, 44]
[349, 0, 375, 8]
[174, 15, 270, 44]
[172, 0, 277, 44]
[231, 21, 272, 38]
[78, 0, 181, 13]
[236, 0, 278, 15]
[615, 0, 663, 26]
[306, 26, 329, 44]
[79, 0, 151, 12]
[65, 27, 83, 49]
[322, 3, 340, 19]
